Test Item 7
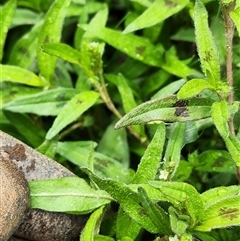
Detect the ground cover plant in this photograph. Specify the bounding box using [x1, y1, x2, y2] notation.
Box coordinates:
[1, 0, 240, 240]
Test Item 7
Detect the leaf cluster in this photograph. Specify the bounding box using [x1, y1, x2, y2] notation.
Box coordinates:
[1, 0, 240, 240]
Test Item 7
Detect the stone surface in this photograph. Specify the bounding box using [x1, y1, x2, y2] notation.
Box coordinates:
[0, 131, 88, 241]
[0, 155, 29, 241]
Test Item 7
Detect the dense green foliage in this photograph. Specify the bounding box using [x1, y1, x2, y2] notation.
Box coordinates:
[1, 0, 240, 240]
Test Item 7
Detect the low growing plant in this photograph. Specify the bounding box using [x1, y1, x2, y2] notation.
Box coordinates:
[1, 0, 240, 240]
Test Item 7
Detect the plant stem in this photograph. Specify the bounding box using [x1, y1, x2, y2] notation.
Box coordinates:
[95, 73, 148, 146]
[222, 0, 240, 183]
[222, 1, 235, 133]
[59, 121, 83, 140]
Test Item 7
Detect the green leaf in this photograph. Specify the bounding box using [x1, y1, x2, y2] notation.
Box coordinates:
[224, 135, 240, 167]
[149, 181, 204, 227]
[1, 81, 41, 108]
[46, 91, 99, 139]
[0, 64, 45, 87]
[163, 122, 186, 180]
[36, 136, 58, 159]
[124, 0, 189, 34]
[138, 187, 171, 235]
[115, 95, 213, 129]
[79, 24, 163, 66]
[160, 47, 193, 78]
[94, 235, 115, 241]
[37, 0, 71, 83]
[177, 79, 216, 99]
[0, 0, 17, 61]
[116, 73, 137, 114]
[57, 141, 134, 183]
[17, 0, 42, 11]
[11, 8, 41, 27]
[3, 88, 76, 116]
[200, 185, 240, 209]
[41, 43, 82, 66]
[169, 206, 190, 236]
[80, 25, 192, 78]
[3, 111, 45, 148]
[105, 74, 145, 138]
[211, 101, 229, 138]
[82, 168, 159, 233]
[211, 101, 240, 166]
[211, 101, 239, 137]
[82, 6, 108, 39]
[230, 8, 240, 37]
[193, 231, 226, 241]
[81, 206, 106, 241]
[195, 150, 236, 173]
[194, 0, 221, 85]
[97, 122, 129, 168]
[9, 20, 43, 68]
[130, 0, 154, 8]
[172, 160, 193, 182]
[196, 188, 240, 231]
[119, 237, 134, 241]
[143, 70, 170, 97]
[133, 123, 165, 184]
[29, 177, 112, 214]
[74, 6, 88, 51]
[116, 208, 141, 240]
[152, 79, 186, 99]
[78, 7, 108, 79]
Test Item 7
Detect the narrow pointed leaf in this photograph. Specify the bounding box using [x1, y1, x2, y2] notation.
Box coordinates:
[41, 43, 82, 66]
[79, 25, 163, 67]
[194, 0, 221, 85]
[9, 20, 43, 68]
[0, 0, 17, 61]
[36, 136, 58, 159]
[201, 185, 240, 209]
[230, 8, 240, 36]
[169, 206, 190, 236]
[80, 25, 192, 77]
[3, 111, 45, 148]
[29, 177, 112, 214]
[3, 88, 76, 116]
[130, 0, 152, 7]
[149, 181, 204, 227]
[152, 78, 186, 99]
[115, 96, 213, 129]
[116, 208, 141, 240]
[81, 206, 106, 241]
[196, 150, 236, 173]
[195, 195, 240, 231]
[94, 235, 115, 241]
[82, 167, 159, 233]
[124, 0, 189, 34]
[211, 101, 240, 166]
[57, 141, 134, 183]
[116, 73, 137, 114]
[97, 122, 129, 168]
[37, 0, 71, 82]
[46, 91, 99, 139]
[106, 74, 145, 138]
[133, 123, 165, 183]
[0, 64, 45, 87]
[224, 135, 240, 167]
[138, 187, 171, 235]
[211, 101, 229, 138]
[177, 79, 216, 99]
[163, 122, 186, 180]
